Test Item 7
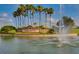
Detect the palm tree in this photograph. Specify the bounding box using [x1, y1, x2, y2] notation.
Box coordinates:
[14, 4, 27, 28]
[23, 12, 28, 27]
[19, 4, 26, 27]
[43, 8, 48, 27]
[47, 8, 54, 28]
[28, 5, 35, 25]
[13, 11, 19, 28]
[13, 11, 17, 28]
[17, 8, 22, 28]
[13, 4, 55, 30]
[36, 5, 44, 27]
[31, 5, 36, 25]
[17, 4, 26, 27]
[25, 4, 30, 26]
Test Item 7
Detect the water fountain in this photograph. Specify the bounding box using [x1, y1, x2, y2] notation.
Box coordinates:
[37, 5, 77, 47]
[57, 5, 77, 47]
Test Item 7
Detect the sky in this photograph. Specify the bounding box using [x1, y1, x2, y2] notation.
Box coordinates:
[0, 4, 79, 27]
[0, 4, 60, 19]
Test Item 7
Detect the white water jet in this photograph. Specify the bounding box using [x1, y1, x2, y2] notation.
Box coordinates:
[57, 5, 76, 47]
[36, 5, 77, 47]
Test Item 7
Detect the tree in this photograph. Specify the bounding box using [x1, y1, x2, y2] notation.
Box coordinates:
[33, 22, 37, 26]
[47, 8, 54, 28]
[17, 8, 22, 27]
[19, 4, 26, 27]
[43, 8, 48, 27]
[24, 5, 29, 26]
[48, 29, 54, 34]
[13, 11, 19, 28]
[57, 16, 74, 27]
[31, 5, 36, 25]
[28, 5, 36, 25]
[13, 4, 55, 30]
[0, 26, 16, 34]
[63, 16, 74, 27]
[17, 4, 26, 27]
[36, 5, 44, 26]
[28, 5, 33, 25]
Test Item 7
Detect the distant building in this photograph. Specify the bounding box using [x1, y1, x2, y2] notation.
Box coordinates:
[17, 25, 49, 33]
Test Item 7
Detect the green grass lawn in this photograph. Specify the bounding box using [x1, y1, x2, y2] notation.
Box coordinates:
[71, 28, 79, 34]
[16, 32, 55, 35]
[16, 32, 47, 35]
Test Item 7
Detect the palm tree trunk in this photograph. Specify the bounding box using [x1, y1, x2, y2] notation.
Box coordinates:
[50, 14, 52, 28]
[17, 16, 20, 28]
[29, 10, 32, 25]
[28, 11, 30, 26]
[26, 11, 29, 26]
[39, 12, 41, 32]
[47, 14, 49, 28]
[15, 17, 18, 28]
[21, 15, 24, 27]
[17, 17, 18, 28]
[27, 13, 29, 26]
[31, 15, 33, 26]
[22, 15, 25, 27]
[45, 13, 47, 27]
[39, 12, 41, 26]
[21, 15, 22, 27]
[22, 16, 25, 27]
[19, 16, 22, 28]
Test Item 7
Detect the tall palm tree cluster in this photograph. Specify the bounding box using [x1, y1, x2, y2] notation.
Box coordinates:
[13, 4, 54, 29]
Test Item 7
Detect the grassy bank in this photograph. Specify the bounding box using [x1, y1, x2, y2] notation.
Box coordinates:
[70, 28, 79, 35]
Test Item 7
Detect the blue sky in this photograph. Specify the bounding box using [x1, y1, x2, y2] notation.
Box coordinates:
[0, 4, 19, 16]
[0, 4, 60, 19]
[0, 4, 79, 19]
[0, 4, 79, 26]
[62, 4, 79, 19]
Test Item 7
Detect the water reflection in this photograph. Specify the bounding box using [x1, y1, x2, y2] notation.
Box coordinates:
[1, 36, 14, 40]
[0, 36, 79, 54]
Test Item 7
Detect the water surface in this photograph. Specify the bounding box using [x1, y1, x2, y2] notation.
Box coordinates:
[0, 36, 79, 54]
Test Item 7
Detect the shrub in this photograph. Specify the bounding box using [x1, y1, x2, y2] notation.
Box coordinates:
[0, 26, 16, 34]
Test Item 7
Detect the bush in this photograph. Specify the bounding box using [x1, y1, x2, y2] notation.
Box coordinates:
[48, 29, 54, 34]
[0, 26, 16, 34]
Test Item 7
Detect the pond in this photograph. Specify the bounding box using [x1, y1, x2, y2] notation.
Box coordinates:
[0, 36, 79, 54]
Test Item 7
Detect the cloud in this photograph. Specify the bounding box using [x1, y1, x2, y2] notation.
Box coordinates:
[74, 19, 79, 26]
[0, 13, 13, 28]
[2, 12, 8, 17]
[70, 17, 79, 26]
